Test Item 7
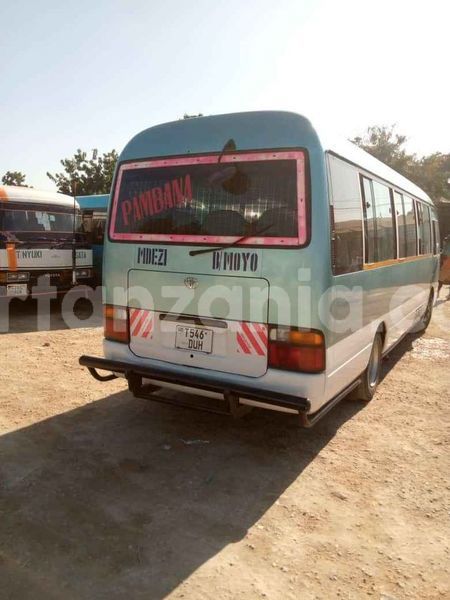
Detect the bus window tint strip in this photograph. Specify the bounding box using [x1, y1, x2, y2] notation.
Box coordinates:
[115, 161, 297, 238]
[109, 152, 306, 245]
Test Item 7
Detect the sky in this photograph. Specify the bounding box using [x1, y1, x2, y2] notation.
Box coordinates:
[1, 0, 449, 190]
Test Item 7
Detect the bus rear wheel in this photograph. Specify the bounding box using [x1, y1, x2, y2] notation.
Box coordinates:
[352, 332, 383, 402]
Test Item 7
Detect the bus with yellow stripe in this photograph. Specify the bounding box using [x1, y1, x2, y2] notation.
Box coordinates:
[80, 111, 440, 426]
[0, 185, 93, 298]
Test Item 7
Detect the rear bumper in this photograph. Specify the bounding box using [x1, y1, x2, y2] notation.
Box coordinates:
[79, 354, 311, 414]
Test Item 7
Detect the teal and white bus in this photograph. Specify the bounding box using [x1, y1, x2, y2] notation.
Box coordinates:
[80, 111, 440, 426]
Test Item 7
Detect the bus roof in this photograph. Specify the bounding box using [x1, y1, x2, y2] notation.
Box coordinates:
[76, 194, 109, 211]
[0, 185, 78, 208]
[120, 111, 432, 205]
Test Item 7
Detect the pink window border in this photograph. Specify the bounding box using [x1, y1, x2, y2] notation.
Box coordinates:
[109, 150, 307, 246]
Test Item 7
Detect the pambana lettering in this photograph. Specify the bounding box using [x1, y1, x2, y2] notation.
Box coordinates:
[121, 174, 192, 227]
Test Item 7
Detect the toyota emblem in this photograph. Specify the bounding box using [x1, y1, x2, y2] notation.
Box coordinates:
[184, 276, 199, 289]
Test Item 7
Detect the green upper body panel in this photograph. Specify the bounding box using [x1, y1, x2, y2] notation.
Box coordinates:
[119, 111, 323, 162]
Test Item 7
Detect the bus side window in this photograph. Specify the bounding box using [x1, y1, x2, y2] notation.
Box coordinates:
[82, 212, 93, 240]
[422, 204, 432, 254]
[361, 177, 396, 264]
[93, 217, 106, 244]
[416, 201, 431, 255]
[372, 181, 396, 262]
[416, 201, 422, 254]
[393, 191, 406, 258]
[403, 196, 417, 257]
[327, 155, 363, 274]
[431, 214, 440, 255]
[361, 176, 376, 263]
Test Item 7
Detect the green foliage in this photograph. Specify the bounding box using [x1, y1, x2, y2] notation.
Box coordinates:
[352, 125, 450, 203]
[415, 153, 450, 203]
[1, 171, 28, 186]
[351, 125, 417, 180]
[47, 149, 118, 195]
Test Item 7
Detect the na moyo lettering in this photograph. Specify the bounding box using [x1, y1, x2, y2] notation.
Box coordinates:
[212, 250, 258, 272]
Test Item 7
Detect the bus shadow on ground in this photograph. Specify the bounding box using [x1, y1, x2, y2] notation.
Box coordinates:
[0, 288, 102, 334]
[0, 389, 363, 600]
[0, 330, 420, 599]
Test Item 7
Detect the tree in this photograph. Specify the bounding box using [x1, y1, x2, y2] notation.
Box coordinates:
[352, 125, 450, 203]
[351, 125, 417, 180]
[1, 171, 28, 186]
[414, 153, 450, 203]
[47, 149, 118, 195]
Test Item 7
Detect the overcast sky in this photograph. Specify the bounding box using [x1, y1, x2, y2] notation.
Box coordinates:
[1, 0, 449, 190]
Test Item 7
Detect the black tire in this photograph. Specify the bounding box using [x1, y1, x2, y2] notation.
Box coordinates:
[410, 291, 434, 334]
[352, 332, 383, 402]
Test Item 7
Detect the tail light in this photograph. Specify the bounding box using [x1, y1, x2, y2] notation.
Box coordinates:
[268, 326, 325, 373]
[104, 305, 129, 343]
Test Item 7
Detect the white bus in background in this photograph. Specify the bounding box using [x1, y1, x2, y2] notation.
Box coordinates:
[0, 185, 93, 298]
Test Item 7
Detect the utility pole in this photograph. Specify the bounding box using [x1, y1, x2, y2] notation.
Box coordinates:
[72, 179, 77, 285]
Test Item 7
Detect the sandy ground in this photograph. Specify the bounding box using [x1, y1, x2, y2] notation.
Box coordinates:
[0, 293, 449, 600]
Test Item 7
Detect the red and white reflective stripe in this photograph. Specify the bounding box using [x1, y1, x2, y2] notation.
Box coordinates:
[235, 322, 268, 356]
[130, 308, 154, 339]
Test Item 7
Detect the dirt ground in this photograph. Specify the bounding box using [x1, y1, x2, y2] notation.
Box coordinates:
[0, 293, 449, 600]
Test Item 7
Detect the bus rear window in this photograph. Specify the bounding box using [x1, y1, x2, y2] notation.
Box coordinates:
[110, 151, 307, 245]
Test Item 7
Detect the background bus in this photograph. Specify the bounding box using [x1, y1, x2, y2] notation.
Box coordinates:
[0, 185, 93, 298]
[76, 194, 109, 284]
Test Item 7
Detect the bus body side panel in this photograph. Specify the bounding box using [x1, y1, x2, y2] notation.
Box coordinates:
[323, 151, 438, 404]
[325, 260, 436, 400]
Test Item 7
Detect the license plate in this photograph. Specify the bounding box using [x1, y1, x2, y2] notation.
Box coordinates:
[175, 325, 213, 353]
[6, 284, 28, 297]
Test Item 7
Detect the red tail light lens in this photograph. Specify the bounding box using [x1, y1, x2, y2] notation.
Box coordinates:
[104, 305, 129, 343]
[268, 326, 325, 373]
